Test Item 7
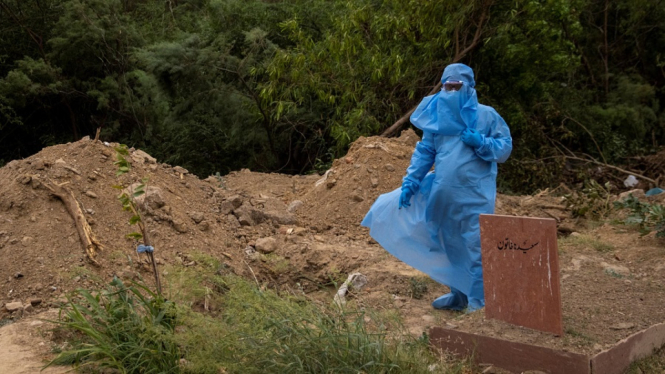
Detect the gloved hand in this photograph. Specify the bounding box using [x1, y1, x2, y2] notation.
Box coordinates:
[399, 187, 414, 209]
[461, 128, 483, 148]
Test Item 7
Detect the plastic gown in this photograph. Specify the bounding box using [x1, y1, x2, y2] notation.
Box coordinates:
[361, 64, 512, 311]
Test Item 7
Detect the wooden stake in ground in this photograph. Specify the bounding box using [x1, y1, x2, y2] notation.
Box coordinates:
[41, 179, 103, 265]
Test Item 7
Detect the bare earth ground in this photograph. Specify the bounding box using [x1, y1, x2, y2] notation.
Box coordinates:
[0, 309, 68, 374]
[1, 130, 664, 372]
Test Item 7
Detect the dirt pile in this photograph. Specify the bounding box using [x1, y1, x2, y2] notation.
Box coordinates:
[296, 129, 575, 237]
[1, 130, 664, 362]
[0, 138, 316, 318]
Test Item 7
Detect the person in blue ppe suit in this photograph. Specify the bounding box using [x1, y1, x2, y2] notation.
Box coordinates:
[361, 63, 512, 312]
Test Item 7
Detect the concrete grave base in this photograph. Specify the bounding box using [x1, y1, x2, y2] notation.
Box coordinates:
[430, 323, 665, 374]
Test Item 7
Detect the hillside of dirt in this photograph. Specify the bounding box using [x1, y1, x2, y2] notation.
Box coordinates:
[1, 130, 664, 370]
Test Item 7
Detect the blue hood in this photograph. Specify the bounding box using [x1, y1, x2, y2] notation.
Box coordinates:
[410, 63, 479, 135]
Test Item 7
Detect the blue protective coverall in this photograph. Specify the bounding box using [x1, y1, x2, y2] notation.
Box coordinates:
[361, 63, 512, 311]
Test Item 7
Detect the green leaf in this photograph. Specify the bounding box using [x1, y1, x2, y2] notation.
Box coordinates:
[129, 215, 141, 225]
[115, 145, 130, 156]
[126, 232, 143, 240]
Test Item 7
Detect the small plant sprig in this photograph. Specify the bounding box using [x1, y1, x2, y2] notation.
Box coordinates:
[113, 145, 162, 294]
[563, 179, 614, 219]
[615, 195, 665, 238]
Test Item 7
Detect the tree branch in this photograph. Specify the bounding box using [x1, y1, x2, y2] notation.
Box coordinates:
[381, 0, 493, 137]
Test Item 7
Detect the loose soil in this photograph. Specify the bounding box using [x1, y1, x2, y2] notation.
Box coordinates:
[1, 130, 664, 371]
[0, 309, 68, 374]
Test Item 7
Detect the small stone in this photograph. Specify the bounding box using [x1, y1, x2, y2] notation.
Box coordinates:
[50, 286, 58, 292]
[28, 298, 42, 306]
[421, 315, 435, 323]
[30, 177, 41, 189]
[87, 173, 97, 181]
[198, 221, 210, 232]
[21, 236, 33, 246]
[29, 216, 37, 222]
[255, 237, 278, 254]
[23, 304, 34, 313]
[619, 189, 646, 201]
[73, 276, 81, 282]
[287, 200, 304, 213]
[85, 191, 98, 199]
[189, 212, 205, 224]
[33, 159, 45, 170]
[610, 323, 636, 330]
[5, 302, 23, 312]
[384, 164, 395, 172]
[226, 214, 241, 228]
[326, 180, 336, 189]
[14, 272, 23, 279]
[294, 227, 307, 236]
[227, 195, 244, 209]
[172, 219, 188, 233]
[9, 238, 19, 245]
[624, 280, 632, 285]
[370, 177, 379, 188]
[314, 235, 325, 242]
[131, 150, 157, 164]
[601, 262, 630, 277]
[33, 283, 43, 291]
[264, 211, 297, 225]
[352, 194, 364, 202]
[19, 175, 32, 184]
[570, 232, 582, 237]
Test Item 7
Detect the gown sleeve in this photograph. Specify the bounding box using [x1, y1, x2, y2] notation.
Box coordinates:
[474, 109, 512, 163]
[402, 131, 437, 192]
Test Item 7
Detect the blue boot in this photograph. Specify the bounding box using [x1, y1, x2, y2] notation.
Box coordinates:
[432, 287, 468, 311]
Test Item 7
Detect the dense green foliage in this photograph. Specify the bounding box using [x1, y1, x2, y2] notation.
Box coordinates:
[1, 0, 664, 191]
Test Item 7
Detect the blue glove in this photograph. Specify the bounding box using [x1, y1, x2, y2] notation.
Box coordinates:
[399, 187, 414, 209]
[461, 128, 483, 148]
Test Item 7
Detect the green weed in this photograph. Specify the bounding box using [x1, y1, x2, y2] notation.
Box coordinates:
[560, 234, 615, 252]
[46, 278, 179, 373]
[615, 195, 665, 238]
[409, 277, 429, 300]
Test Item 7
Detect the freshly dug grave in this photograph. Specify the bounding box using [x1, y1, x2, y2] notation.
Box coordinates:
[0, 130, 664, 364]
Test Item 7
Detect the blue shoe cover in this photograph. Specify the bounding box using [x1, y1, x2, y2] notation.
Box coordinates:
[432, 288, 468, 311]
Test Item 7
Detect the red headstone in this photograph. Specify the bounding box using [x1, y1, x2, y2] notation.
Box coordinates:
[480, 214, 563, 335]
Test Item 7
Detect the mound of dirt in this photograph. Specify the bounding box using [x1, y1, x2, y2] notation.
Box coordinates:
[296, 129, 576, 237]
[1, 131, 664, 366]
[0, 138, 315, 319]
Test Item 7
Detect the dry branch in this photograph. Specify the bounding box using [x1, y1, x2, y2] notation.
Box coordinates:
[41, 178, 103, 265]
[563, 155, 656, 185]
